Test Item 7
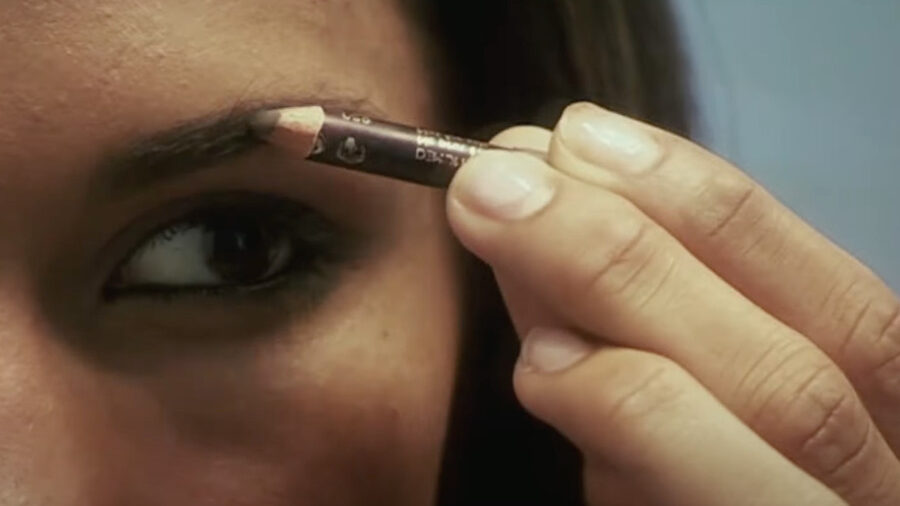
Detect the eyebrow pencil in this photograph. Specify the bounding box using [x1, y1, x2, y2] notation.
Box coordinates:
[249, 106, 512, 187]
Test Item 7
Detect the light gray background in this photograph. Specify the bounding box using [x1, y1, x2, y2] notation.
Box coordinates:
[672, 0, 900, 289]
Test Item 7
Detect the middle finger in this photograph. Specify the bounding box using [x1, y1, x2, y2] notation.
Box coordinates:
[547, 103, 900, 450]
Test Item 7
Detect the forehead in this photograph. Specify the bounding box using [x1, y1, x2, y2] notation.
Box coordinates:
[0, 0, 431, 146]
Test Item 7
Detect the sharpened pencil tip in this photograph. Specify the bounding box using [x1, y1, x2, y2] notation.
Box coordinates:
[248, 109, 282, 137]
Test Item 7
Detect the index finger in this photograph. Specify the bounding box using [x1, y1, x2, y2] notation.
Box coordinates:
[547, 102, 900, 449]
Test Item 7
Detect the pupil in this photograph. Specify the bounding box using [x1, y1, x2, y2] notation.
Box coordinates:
[204, 216, 272, 283]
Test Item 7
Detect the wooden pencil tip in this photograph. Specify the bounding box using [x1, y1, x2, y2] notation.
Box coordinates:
[250, 106, 324, 156]
[248, 109, 282, 138]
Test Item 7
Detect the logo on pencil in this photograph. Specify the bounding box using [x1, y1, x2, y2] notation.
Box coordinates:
[337, 136, 366, 164]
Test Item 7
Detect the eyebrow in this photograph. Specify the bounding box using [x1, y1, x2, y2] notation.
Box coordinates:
[93, 96, 383, 195]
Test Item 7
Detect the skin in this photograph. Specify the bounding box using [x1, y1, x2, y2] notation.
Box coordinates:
[4, 1, 898, 505]
[0, 1, 461, 505]
[448, 105, 900, 505]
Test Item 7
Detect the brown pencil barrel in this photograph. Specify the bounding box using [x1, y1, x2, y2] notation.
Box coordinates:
[308, 110, 493, 187]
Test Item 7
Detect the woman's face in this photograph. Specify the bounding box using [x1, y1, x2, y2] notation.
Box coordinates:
[0, 1, 462, 504]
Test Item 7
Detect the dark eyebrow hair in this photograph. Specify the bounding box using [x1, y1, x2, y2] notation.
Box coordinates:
[93, 96, 383, 195]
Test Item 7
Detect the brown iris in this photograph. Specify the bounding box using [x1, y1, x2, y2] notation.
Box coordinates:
[203, 214, 283, 284]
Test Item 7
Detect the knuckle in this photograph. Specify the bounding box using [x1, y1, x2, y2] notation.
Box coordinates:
[868, 305, 900, 397]
[563, 210, 676, 312]
[814, 275, 900, 401]
[817, 276, 873, 352]
[797, 390, 873, 480]
[599, 357, 690, 433]
[760, 360, 873, 481]
[819, 274, 899, 352]
[731, 328, 807, 405]
[691, 172, 769, 241]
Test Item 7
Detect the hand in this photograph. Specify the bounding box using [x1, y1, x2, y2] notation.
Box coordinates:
[446, 102, 900, 505]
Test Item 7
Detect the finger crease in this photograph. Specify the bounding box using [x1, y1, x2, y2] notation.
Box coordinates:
[706, 183, 757, 239]
[821, 417, 872, 487]
[873, 304, 900, 349]
[836, 298, 875, 358]
[745, 343, 813, 424]
[798, 391, 849, 455]
[731, 333, 790, 405]
[634, 255, 677, 312]
[584, 222, 650, 296]
[606, 367, 670, 424]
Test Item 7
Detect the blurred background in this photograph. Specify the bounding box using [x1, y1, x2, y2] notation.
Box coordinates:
[672, 0, 900, 289]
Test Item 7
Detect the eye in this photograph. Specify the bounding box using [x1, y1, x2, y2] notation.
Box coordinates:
[113, 212, 290, 289]
[105, 198, 355, 299]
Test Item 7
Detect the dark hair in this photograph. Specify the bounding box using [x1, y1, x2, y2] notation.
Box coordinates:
[405, 1, 693, 504]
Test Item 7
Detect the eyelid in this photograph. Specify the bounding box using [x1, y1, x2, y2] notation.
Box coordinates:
[93, 143, 402, 253]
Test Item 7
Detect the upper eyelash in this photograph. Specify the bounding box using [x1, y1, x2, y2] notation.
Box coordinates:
[141, 221, 194, 249]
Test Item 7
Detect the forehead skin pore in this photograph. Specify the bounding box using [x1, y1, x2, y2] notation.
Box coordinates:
[0, 1, 460, 505]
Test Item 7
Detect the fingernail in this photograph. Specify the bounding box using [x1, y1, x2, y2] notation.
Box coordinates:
[520, 327, 593, 373]
[453, 151, 555, 220]
[558, 102, 662, 174]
